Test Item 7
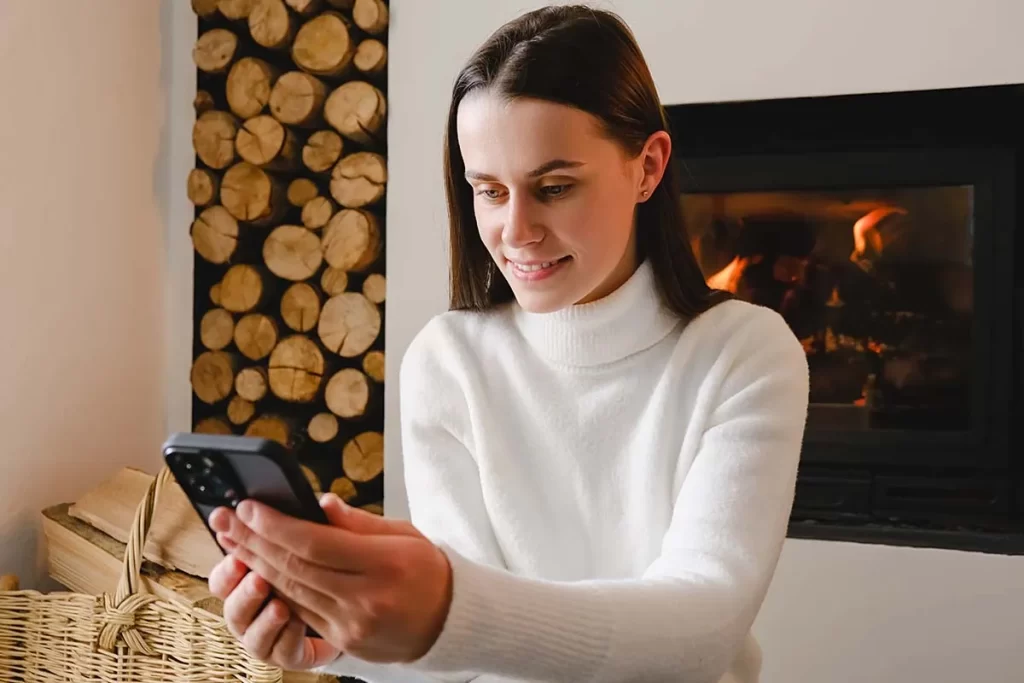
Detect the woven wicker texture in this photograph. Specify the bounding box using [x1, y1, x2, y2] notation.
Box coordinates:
[0, 468, 283, 682]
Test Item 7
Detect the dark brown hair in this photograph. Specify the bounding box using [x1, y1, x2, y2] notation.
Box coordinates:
[444, 4, 730, 317]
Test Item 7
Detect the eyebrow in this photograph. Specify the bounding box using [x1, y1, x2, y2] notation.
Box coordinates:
[464, 159, 585, 182]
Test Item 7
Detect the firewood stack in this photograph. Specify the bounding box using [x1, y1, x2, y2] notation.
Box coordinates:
[189, 0, 388, 516]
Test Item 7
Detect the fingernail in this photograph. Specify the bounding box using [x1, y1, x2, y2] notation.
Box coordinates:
[209, 508, 229, 532]
[236, 500, 254, 523]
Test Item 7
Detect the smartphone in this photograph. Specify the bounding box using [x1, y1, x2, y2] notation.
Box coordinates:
[161, 431, 328, 637]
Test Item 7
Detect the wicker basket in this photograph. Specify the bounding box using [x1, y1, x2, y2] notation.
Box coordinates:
[0, 467, 283, 682]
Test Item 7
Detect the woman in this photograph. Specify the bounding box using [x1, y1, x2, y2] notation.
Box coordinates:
[207, 6, 809, 683]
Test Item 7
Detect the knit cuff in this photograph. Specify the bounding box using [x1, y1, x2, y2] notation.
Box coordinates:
[406, 544, 611, 682]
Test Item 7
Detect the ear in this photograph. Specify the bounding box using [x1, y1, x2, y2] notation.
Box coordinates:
[637, 130, 672, 202]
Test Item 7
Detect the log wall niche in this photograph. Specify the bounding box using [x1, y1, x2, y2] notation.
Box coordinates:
[189, 0, 388, 517]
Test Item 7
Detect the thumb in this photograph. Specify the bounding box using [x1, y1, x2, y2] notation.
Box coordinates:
[319, 493, 417, 537]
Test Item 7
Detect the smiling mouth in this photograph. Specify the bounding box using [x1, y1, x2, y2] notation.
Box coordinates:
[509, 256, 572, 273]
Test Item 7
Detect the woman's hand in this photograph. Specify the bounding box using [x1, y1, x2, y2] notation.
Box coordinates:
[206, 493, 454, 666]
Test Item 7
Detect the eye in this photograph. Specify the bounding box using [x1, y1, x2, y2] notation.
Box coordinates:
[540, 184, 572, 198]
[474, 187, 506, 201]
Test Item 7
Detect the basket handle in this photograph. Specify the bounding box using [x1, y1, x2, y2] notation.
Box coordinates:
[114, 466, 173, 603]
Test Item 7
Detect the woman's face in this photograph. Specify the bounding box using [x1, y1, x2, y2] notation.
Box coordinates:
[456, 92, 667, 313]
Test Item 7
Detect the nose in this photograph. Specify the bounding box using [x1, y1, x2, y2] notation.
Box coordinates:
[502, 194, 545, 248]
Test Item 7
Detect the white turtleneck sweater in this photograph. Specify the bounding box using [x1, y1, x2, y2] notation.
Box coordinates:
[319, 261, 809, 683]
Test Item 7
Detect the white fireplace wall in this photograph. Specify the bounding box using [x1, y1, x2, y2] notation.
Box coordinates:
[159, 1, 1024, 681]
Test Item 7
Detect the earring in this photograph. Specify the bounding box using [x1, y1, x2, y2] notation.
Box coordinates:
[640, 189, 649, 198]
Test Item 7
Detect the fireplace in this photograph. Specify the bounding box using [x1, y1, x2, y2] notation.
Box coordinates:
[667, 85, 1023, 553]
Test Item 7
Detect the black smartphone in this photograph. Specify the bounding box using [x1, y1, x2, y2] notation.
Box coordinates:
[161, 431, 328, 637]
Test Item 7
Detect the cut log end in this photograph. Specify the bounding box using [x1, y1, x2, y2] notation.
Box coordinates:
[249, 0, 294, 50]
[236, 115, 299, 170]
[264, 225, 323, 281]
[353, 0, 389, 36]
[342, 431, 384, 482]
[192, 0, 221, 18]
[191, 351, 238, 404]
[325, 368, 370, 418]
[291, 11, 354, 77]
[194, 417, 233, 434]
[362, 350, 385, 382]
[221, 162, 283, 224]
[302, 130, 343, 174]
[330, 152, 387, 209]
[281, 282, 322, 333]
[322, 208, 381, 272]
[209, 283, 223, 307]
[302, 196, 336, 230]
[329, 476, 358, 502]
[193, 110, 239, 170]
[302, 465, 322, 493]
[287, 178, 320, 207]
[317, 292, 381, 357]
[268, 335, 325, 402]
[219, 263, 264, 313]
[324, 81, 386, 146]
[194, 90, 216, 115]
[187, 168, 220, 207]
[245, 414, 296, 447]
[235, 366, 269, 402]
[361, 502, 384, 516]
[226, 57, 277, 120]
[234, 313, 279, 361]
[193, 28, 238, 74]
[191, 205, 238, 264]
[285, 0, 323, 16]
[320, 266, 349, 296]
[308, 412, 339, 443]
[200, 307, 235, 351]
[354, 39, 387, 76]
[362, 273, 386, 304]
[269, 71, 327, 128]
[227, 395, 256, 425]
[218, 0, 257, 20]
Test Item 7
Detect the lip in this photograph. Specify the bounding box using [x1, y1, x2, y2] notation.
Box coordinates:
[506, 256, 571, 282]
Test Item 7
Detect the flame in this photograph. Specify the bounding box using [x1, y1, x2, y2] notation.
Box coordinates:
[850, 206, 908, 268]
[826, 286, 844, 308]
[706, 256, 749, 293]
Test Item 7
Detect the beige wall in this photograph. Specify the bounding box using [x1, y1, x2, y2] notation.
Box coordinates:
[0, 2, 167, 588]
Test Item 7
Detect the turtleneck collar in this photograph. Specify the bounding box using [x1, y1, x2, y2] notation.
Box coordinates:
[513, 260, 682, 367]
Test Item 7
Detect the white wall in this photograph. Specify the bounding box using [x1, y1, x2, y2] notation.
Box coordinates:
[381, 1, 1024, 682]
[0, 1, 168, 588]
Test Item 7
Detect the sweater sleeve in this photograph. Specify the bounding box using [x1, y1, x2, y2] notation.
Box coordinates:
[404, 309, 810, 683]
[316, 319, 506, 683]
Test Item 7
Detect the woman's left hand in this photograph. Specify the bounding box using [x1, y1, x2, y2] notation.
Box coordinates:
[208, 494, 453, 664]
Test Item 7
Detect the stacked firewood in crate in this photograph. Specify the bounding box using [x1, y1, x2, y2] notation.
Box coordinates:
[188, 0, 388, 516]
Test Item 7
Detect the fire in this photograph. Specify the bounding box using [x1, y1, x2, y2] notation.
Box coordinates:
[706, 255, 750, 294]
[850, 206, 908, 270]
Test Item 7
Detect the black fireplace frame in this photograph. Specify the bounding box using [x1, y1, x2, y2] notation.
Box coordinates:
[665, 85, 1023, 553]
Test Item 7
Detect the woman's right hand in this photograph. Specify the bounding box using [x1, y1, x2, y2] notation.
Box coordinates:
[208, 553, 342, 672]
